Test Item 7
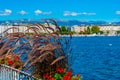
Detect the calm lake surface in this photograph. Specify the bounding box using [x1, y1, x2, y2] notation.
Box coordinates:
[69, 36, 120, 80]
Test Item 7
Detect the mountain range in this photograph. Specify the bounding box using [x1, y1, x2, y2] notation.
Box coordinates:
[0, 19, 120, 26]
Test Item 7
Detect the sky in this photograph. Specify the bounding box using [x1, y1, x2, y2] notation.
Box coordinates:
[0, 0, 120, 22]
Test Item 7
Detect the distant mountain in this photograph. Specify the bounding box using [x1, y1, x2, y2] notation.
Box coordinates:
[0, 19, 120, 26]
[56, 20, 108, 26]
[111, 22, 120, 25]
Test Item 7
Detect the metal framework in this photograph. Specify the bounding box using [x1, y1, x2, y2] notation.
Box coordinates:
[0, 64, 37, 80]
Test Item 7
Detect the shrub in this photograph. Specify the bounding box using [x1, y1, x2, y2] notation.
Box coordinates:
[0, 19, 80, 79]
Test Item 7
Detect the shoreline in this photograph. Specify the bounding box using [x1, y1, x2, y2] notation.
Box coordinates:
[60, 35, 120, 37]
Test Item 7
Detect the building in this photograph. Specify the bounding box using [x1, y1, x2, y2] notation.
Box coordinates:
[71, 25, 87, 33]
[0, 23, 57, 34]
[100, 25, 120, 35]
[69, 25, 120, 35]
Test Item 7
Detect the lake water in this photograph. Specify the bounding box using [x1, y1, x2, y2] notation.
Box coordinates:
[69, 36, 120, 80]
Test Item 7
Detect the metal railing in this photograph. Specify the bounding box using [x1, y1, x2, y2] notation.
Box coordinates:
[0, 64, 38, 80]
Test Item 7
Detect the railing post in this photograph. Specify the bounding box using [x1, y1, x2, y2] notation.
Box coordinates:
[0, 64, 37, 80]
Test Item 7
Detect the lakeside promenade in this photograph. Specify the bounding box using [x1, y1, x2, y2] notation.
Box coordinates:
[0, 25, 120, 36]
[61, 34, 119, 37]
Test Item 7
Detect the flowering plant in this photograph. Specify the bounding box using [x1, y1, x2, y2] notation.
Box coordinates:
[0, 53, 23, 69]
[43, 67, 81, 80]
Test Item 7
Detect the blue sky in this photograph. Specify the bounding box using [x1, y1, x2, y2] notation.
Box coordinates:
[0, 0, 120, 22]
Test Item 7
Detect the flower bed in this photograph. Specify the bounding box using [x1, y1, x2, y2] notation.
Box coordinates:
[43, 67, 81, 80]
[0, 53, 23, 69]
[0, 19, 81, 80]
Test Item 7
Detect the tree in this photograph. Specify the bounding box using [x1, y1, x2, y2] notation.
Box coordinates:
[86, 27, 91, 34]
[116, 30, 120, 35]
[61, 26, 67, 32]
[99, 31, 104, 34]
[91, 25, 100, 34]
[83, 27, 91, 34]
[61, 26, 68, 35]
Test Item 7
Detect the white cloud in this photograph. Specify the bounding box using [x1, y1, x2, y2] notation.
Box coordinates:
[34, 10, 42, 15]
[81, 12, 96, 15]
[5, 9, 12, 14]
[64, 11, 78, 16]
[63, 11, 70, 16]
[0, 9, 12, 16]
[34, 9, 52, 15]
[18, 10, 27, 15]
[116, 11, 120, 15]
[64, 11, 96, 16]
[71, 12, 78, 16]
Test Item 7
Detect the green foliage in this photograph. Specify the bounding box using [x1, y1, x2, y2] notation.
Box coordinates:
[71, 31, 76, 34]
[116, 30, 120, 35]
[84, 27, 91, 34]
[60, 26, 76, 35]
[61, 31, 68, 35]
[60, 26, 68, 35]
[99, 31, 104, 34]
[79, 31, 84, 34]
[61, 26, 67, 32]
[43, 67, 81, 80]
[106, 30, 110, 35]
[79, 26, 101, 35]
[91, 25, 100, 34]
[54, 73, 62, 80]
